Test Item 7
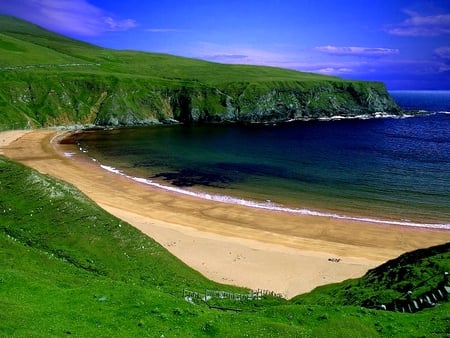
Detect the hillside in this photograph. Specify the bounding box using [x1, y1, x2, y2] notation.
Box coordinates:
[1, 156, 449, 337]
[0, 15, 402, 129]
[294, 242, 450, 307]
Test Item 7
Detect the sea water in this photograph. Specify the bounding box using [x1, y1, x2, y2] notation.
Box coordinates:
[71, 91, 450, 229]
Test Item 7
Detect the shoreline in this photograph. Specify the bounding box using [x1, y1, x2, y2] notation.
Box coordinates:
[70, 122, 450, 230]
[96, 157, 449, 230]
[2, 129, 450, 298]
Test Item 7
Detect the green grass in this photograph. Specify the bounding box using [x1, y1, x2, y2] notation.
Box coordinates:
[0, 33, 88, 66]
[0, 15, 334, 83]
[1, 157, 450, 337]
[0, 15, 400, 129]
[293, 243, 450, 309]
[0, 156, 291, 336]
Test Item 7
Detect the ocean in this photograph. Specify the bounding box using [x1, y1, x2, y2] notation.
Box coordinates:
[70, 91, 450, 229]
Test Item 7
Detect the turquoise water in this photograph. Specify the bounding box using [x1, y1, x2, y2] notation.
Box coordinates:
[71, 91, 450, 229]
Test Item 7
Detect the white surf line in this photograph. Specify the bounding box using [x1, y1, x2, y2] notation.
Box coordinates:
[96, 163, 450, 231]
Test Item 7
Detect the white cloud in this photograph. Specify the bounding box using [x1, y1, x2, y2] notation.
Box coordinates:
[191, 42, 373, 75]
[103, 17, 137, 32]
[295, 59, 450, 77]
[186, 42, 449, 82]
[0, 0, 137, 36]
[435, 46, 450, 59]
[193, 42, 293, 66]
[386, 10, 450, 37]
[438, 64, 450, 72]
[315, 45, 399, 57]
[295, 61, 367, 75]
[315, 67, 353, 75]
[207, 54, 249, 61]
[145, 28, 186, 33]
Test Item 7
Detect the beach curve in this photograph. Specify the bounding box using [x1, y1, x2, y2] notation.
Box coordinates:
[2, 129, 450, 298]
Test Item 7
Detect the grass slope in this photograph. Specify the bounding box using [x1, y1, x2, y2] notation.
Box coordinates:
[293, 244, 450, 307]
[0, 15, 103, 65]
[1, 156, 450, 337]
[0, 15, 334, 83]
[0, 15, 398, 129]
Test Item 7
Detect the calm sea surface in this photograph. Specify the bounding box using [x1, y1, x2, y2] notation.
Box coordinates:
[72, 91, 450, 229]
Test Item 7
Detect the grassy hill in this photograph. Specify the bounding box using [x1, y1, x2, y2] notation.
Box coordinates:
[1, 156, 449, 337]
[0, 15, 401, 129]
[294, 243, 450, 307]
[0, 15, 332, 81]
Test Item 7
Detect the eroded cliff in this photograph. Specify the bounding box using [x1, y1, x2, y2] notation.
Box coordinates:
[0, 72, 401, 128]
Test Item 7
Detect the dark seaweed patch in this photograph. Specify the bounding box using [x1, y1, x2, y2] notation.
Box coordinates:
[151, 161, 319, 188]
[151, 168, 234, 188]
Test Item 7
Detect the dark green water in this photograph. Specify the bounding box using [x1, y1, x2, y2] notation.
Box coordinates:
[70, 91, 450, 229]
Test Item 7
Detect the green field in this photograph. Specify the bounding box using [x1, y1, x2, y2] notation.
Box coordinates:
[0, 15, 334, 82]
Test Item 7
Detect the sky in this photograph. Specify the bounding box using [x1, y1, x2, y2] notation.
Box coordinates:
[1, 0, 450, 89]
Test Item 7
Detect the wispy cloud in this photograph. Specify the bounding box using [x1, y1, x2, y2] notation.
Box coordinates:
[194, 42, 294, 67]
[206, 54, 249, 61]
[314, 45, 399, 57]
[192, 43, 369, 76]
[294, 61, 368, 75]
[312, 67, 355, 75]
[145, 28, 186, 33]
[435, 46, 450, 59]
[0, 0, 137, 36]
[293, 59, 450, 77]
[386, 10, 450, 37]
[103, 17, 137, 32]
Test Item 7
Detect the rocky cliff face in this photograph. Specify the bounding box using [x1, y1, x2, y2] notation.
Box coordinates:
[0, 73, 402, 128]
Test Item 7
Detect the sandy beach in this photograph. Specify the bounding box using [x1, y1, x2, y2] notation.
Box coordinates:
[2, 129, 450, 298]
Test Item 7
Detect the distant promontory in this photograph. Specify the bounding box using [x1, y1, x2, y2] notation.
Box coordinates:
[0, 15, 402, 129]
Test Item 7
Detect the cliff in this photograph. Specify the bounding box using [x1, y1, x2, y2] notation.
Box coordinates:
[0, 15, 402, 129]
[1, 74, 401, 128]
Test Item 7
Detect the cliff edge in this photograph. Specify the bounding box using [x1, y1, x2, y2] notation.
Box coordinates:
[0, 15, 401, 129]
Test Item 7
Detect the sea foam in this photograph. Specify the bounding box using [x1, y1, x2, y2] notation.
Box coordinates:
[98, 162, 450, 230]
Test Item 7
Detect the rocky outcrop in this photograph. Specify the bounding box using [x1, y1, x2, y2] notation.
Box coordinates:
[0, 73, 402, 128]
[226, 81, 401, 123]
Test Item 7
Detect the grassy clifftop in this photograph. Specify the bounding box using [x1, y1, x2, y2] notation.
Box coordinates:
[0, 15, 401, 129]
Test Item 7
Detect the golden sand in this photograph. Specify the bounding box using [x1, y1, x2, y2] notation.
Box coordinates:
[2, 129, 449, 298]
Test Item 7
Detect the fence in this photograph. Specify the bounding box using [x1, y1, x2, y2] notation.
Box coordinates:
[183, 288, 283, 303]
[369, 271, 449, 313]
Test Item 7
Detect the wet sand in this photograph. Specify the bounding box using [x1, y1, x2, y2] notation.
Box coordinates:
[2, 129, 449, 298]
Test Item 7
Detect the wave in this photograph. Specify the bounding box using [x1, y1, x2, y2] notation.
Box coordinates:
[63, 151, 76, 157]
[311, 112, 416, 122]
[263, 112, 421, 124]
[97, 163, 450, 231]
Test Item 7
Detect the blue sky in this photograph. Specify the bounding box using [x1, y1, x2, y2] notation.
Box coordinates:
[1, 0, 450, 89]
